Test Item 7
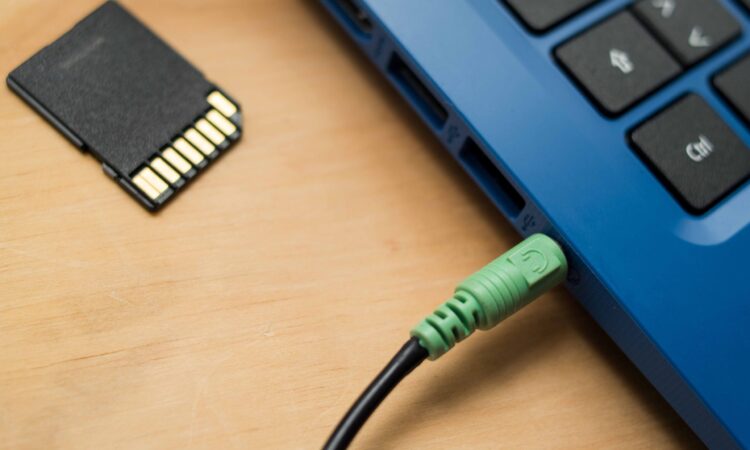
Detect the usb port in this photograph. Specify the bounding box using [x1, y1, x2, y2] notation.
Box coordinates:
[387, 53, 448, 129]
[460, 138, 525, 217]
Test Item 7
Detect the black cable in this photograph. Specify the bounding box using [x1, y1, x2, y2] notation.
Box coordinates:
[323, 337, 428, 450]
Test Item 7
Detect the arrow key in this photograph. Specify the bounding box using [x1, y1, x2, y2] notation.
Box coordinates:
[634, 0, 741, 66]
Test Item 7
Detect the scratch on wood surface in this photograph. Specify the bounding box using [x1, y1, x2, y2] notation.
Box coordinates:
[261, 323, 275, 337]
[108, 290, 132, 305]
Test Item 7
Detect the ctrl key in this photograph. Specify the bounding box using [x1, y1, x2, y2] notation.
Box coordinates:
[631, 94, 750, 213]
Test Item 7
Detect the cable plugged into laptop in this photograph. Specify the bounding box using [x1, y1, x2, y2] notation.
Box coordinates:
[322, 234, 568, 450]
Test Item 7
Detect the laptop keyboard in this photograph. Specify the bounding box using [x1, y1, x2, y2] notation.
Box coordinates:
[505, 0, 750, 214]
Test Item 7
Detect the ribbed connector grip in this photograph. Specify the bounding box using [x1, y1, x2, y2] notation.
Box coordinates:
[410, 234, 567, 360]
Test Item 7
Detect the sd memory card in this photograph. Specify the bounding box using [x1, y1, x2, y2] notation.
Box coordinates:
[7, 1, 242, 211]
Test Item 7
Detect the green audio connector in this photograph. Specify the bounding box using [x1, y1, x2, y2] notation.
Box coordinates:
[411, 233, 568, 359]
[324, 234, 568, 450]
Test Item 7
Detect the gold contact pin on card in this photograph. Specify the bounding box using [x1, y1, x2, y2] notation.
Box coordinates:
[132, 174, 160, 200]
[162, 147, 192, 174]
[150, 157, 180, 184]
[207, 91, 238, 117]
[185, 128, 215, 156]
[206, 109, 237, 136]
[138, 166, 169, 194]
[173, 138, 205, 165]
[196, 118, 225, 146]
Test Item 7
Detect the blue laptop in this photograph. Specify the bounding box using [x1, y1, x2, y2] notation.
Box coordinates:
[321, 0, 750, 447]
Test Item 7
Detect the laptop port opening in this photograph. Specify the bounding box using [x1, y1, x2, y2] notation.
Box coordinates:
[331, 0, 373, 38]
[387, 53, 448, 129]
[460, 138, 525, 218]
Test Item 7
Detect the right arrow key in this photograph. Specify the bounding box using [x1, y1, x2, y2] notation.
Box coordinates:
[634, 0, 742, 66]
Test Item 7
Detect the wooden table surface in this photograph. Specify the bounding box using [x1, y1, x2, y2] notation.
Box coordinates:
[0, 1, 703, 448]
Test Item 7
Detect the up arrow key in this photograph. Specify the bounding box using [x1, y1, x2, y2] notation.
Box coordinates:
[689, 27, 711, 48]
[610, 49, 634, 74]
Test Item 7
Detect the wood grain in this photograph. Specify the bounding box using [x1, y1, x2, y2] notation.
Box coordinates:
[0, 1, 702, 448]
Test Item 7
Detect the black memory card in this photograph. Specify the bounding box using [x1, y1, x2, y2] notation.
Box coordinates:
[7, 1, 242, 211]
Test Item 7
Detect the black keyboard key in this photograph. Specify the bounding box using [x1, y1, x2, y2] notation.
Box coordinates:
[505, 0, 599, 32]
[556, 12, 681, 115]
[631, 94, 750, 213]
[715, 54, 750, 126]
[633, 0, 741, 66]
